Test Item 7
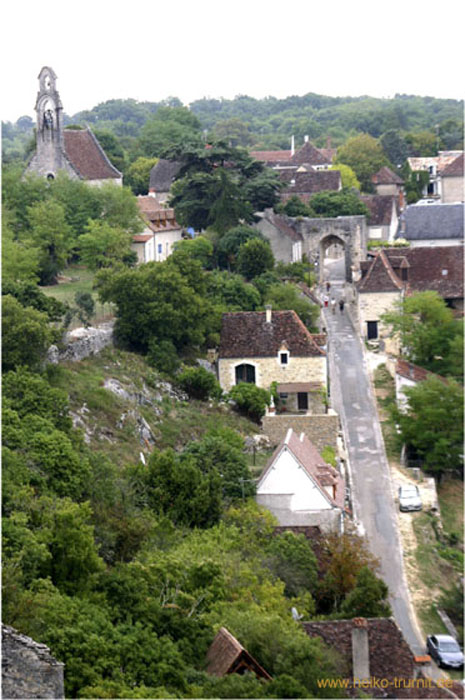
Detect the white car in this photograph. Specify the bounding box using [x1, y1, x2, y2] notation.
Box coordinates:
[398, 485, 422, 512]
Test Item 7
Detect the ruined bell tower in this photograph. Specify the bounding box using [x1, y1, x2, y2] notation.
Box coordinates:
[27, 66, 74, 179]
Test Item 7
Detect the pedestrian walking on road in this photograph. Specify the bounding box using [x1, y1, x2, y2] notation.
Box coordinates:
[323, 295, 329, 308]
[331, 298, 336, 314]
[326, 281, 331, 292]
[339, 299, 345, 313]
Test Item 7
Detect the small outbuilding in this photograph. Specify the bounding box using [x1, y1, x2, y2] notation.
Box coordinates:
[206, 627, 271, 680]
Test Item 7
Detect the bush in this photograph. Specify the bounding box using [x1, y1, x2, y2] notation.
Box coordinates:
[177, 366, 222, 401]
[229, 383, 270, 423]
[147, 339, 180, 376]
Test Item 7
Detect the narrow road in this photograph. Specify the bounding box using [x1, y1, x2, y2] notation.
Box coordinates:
[322, 275, 425, 656]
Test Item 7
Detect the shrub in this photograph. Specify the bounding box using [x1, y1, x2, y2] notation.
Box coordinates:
[229, 383, 270, 423]
[147, 339, 180, 376]
[177, 366, 222, 401]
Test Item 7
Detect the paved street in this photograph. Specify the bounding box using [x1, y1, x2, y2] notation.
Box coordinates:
[321, 265, 425, 656]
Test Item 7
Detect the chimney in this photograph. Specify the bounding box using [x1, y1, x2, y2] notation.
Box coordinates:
[291, 135, 295, 156]
[304, 135, 309, 143]
[352, 618, 370, 683]
[265, 305, 272, 324]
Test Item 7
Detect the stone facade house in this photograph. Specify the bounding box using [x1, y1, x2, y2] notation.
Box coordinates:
[397, 202, 464, 247]
[407, 151, 463, 200]
[2, 624, 64, 699]
[148, 159, 182, 205]
[26, 67, 122, 186]
[206, 627, 271, 680]
[256, 428, 345, 531]
[254, 211, 303, 262]
[439, 153, 464, 203]
[132, 195, 183, 263]
[218, 308, 327, 412]
[372, 166, 405, 201]
[361, 195, 399, 242]
[357, 245, 464, 345]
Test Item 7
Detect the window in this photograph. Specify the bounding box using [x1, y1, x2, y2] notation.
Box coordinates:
[235, 364, 256, 384]
[157, 243, 162, 254]
[367, 321, 378, 340]
[280, 352, 289, 365]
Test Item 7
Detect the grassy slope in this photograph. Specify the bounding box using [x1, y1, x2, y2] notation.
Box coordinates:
[47, 347, 263, 466]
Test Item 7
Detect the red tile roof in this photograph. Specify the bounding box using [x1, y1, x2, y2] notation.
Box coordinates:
[372, 166, 404, 185]
[290, 141, 329, 166]
[132, 234, 153, 243]
[206, 628, 271, 680]
[357, 250, 404, 293]
[219, 310, 325, 359]
[395, 359, 447, 384]
[259, 429, 344, 509]
[280, 170, 341, 198]
[441, 152, 464, 177]
[63, 129, 122, 180]
[250, 150, 292, 163]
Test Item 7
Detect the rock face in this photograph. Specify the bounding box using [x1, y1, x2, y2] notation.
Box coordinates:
[47, 322, 114, 364]
[2, 624, 64, 699]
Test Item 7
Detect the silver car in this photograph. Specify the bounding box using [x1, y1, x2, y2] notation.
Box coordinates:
[398, 484, 422, 512]
[427, 635, 464, 668]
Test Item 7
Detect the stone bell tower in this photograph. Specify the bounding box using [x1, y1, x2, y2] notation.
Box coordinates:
[27, 66, 76, 179]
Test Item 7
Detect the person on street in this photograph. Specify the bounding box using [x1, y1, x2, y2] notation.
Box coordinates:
[339, 299, 345, 313]
[323, 295, 329, 308]
[331, 298, 336, 314]
[326, 282, 331, 292]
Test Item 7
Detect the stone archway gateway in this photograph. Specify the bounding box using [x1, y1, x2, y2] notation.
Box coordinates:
[295, 215, 368, 283]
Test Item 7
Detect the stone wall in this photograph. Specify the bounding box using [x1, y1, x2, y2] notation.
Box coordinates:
[47, 322, 114, 364]
[357, 290, 400, 354]
[218, 356, 326, 392]
[256, 494, 342, 532]
[2, 625, 64, 699]
[261, 413, 339, 451]
[442, 177, 464, 204]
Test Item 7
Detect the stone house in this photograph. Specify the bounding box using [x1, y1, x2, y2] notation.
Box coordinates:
[218, 307, 327, 413]
[361, 195, 399, 242]
[132, 195, 183, 263]
[254, 211, 303, 263]
[206, 627, 271, 680]
[26, 67, 122, 186]
[256, 428, 345, 531]
[357, 245, 464, 345]
[2, 624, 64, 699]
[395, 359, 447, 413]
[396, 202, 464, 247]
[407, 151, 463, 200]
[439, 153, 464, 203]
[372, 166, 405, 203]
[279, 169, 342, 204]
[148, 159, 182, 205]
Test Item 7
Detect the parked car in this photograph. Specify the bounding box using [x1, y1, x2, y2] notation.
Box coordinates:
[427, 635, 464, 668]
[398, 484, 422, 512]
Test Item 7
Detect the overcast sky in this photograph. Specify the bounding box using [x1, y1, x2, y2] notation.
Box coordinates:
[2, 0, 464, 124]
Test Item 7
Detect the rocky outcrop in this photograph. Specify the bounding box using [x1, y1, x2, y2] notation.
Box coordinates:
[47, 322, 114, 364]
[2, 624, 64, 699]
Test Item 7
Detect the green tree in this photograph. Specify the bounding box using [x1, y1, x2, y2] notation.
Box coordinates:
[210, 117, 254, 147]
[404, 130, 437, 157]
[171, 236, 214, 269]
[137, 107, 203, 158]
[329, 163, 361, 190]
[2, 207, 40, 284]
[276, 195, 316, 217]
[216, 225, 264, 270]
[340, 566, 392, 618]
[177, 366, 221, 401]
[392, 377, 463, 481]
[335, 133, 390, 192]
[379, 130, 409, 168]
[206, 271, 261, 311]
[2, 296, 53, 372]
[94, 183, 144, 235]
[49, 173, 102, 243]
[265, 531, 318, 597]
[237, 238, 275, 280]
[125, 156, 159, 195]
[265, 283, 319, 330]
[382, 291, 462, 375]
[93, 129, 127, 173]
[229, 383, 271, 423]
[74, 291, 95, 327]
[309, 189, 370, 218]
[78, 220, 135, 270]
[27, 200, 71, 284]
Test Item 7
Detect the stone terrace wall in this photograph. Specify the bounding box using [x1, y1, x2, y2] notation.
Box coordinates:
[47, 321, 114, 364]
[262, 413, 339, 451]
[2, 625, 64, 699]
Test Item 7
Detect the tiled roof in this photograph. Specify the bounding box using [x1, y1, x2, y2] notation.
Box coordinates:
[290, 141, 329, 166]
[358, 245, 464, 298]
[280, 170, 341, 198]
[372, 166, 404, 185]
[137, 196, 182, 233]
[398, 203, 464, 240]
[361, 195, 397, 226]
[132, 234, 153, 243]
[148, 159, 182, 192]
[258, 429, 344, 509]
[63, 129, 122, 180]
[357, 250, 404, 293]
[441, 152, 464, 177]
[206, 627, 271, 679]
[303, 618, 415, 695]
[395, 359, 444, 384]
[318, 147, 337, 163]
[408, 151, 463, 174]
[218, 310, 325, 358]
[386, 246, 464, 299]
[250, 150, 292, 163]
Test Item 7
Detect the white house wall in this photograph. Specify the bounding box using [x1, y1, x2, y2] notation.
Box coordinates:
[257, 448, 331, 511]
